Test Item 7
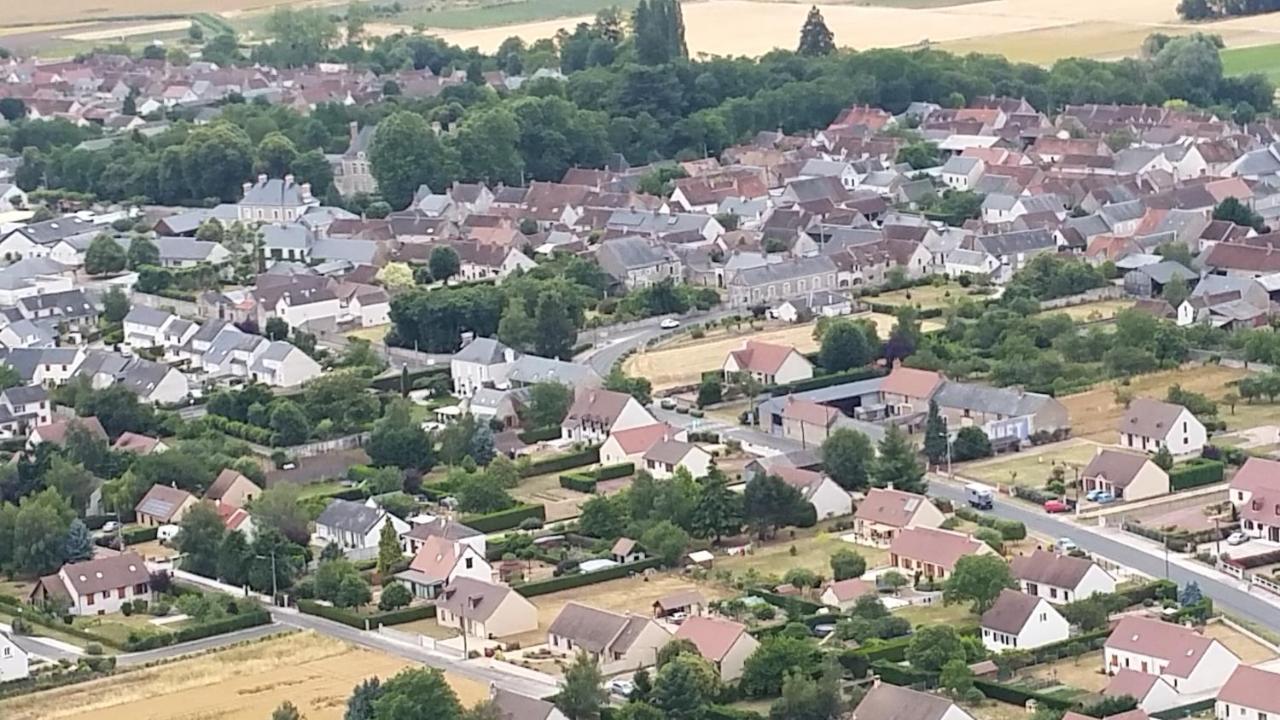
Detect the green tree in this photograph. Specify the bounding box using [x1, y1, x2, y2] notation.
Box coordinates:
[370, 111, 459, 209]
[345, 678, 382, 720]
[253, 484, 310, 544]
[906, 625, 966, 672]
[873, 425, 926, 493]
[689, 474, 742, 542]
[830, 548, 866, 581]
[497, 295, 538, 352]
[940, 658, 975, 698]
[534, 291, 577, 359]
[315, 558, 363, 603]
[126, 234, 160, 270]
[429, 246, 461, 283]
[951, 426, 992, 461]
[818, 320, 872, 372]
[181, 123, 256, 201]
[1152, 445, 1174, 471]
[741, 635, 817, 697]
[265, 317, 290, 341]
[272, 701, 303, 720]
[269, 400, 311, 445]
[258, 131, 298, 178]
[261, 7, 339, 67]
[943, 554, 1015, 613]
[43, 457, 96, 515]
[797, 5, 836, 56]
[455, 106, 525, 186]
[769, 658, 844, 720]
[377, 520, 402, 576]
[821, 428, 874, 491]
[85, 234, 126, 275]
[10, 488, 75, 576]
[923, 400, 948, 467]
[743, 473, 809, 538]
[697, 375, 723, 407]
[651, 653, 719, 720]
[457, 471, 515, 514]
[367, 400, 434, 470]
[557, 651, 608, 720]
[373, 667, 462, 720]
[175, 502, 227, 578]
[336, 574, 373, 608]
[64, 519, 93, 562]
[379, 582, 412, 611]
[102, 286, 130, 323]
[640, 520, 691, 566]
[217, 528, 252, 586]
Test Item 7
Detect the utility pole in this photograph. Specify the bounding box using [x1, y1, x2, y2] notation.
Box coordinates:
[256, 550, 278, 603]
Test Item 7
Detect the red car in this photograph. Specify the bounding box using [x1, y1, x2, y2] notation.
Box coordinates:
[1043, 499, 1070, 513]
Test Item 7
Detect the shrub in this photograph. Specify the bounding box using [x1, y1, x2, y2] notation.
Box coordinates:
[461, 504, 546, 533]
[1169, 459, 1224, 490]
[515, 558, 662, 597]
[85, 643, 104, 656]
[518, 447, 600, 477]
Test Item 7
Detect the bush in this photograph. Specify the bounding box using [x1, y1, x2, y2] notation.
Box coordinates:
[973, 679, 1075, 710]
[518, 447, 600, 477]
[297, 599, 436, 628]
[518, 426, 562, 444]
[1169, 459, 1224, 490]
[121, 525, 159, 545]
[85, 643, 104, 656]
[123, 609, 272, 651]
[515, 558, 662, 597]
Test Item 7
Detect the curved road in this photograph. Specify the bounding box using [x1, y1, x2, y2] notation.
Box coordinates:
[928, 476, 1280, 630]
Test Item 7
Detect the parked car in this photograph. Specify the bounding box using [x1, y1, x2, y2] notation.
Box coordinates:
[101, 521, 120, 534]
[1043, 499, 1071, 514]
[812, 623, 837, 638]
[659, 398, 677, 410]
[1093, 492, 1116, 504]
[1055, 537, 1078, 553]
[608, 679, 635, 698]
[1228, 532, 1248, 546]
[660, 318, 681, 329]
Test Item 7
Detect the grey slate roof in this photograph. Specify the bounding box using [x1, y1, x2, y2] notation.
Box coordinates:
[597, 236, 678, 272]
[5, 216, 95, 245]
[311, 238, 378, 264]
[241, 177, 311, 207]
[316, 498, 384, 535]
[1, 384, 47, 405]
[933, 380, 1054, 418]
[154, 236, 225, 262]
[504, 355, 599, 387]
[455, 337, 513, 365]
[975, 228, 1055, 257]
[261, 223, 314, 250]
[18, 289, 95, 319]
[123, 306, 172, 328]
[731, 255, 837, 287]
[981, 589, 1042, 634]
[1132, 260, 1195, 285]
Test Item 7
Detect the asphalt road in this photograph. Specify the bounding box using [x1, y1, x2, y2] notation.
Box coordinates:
[928, 476, 1280, 630]
[576, 309, 739, 376]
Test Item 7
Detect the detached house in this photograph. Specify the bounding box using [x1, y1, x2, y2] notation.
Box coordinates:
[436, 577, 538, 640]
[0, 631, 28, 682]
[1104, 616, 1240, 695]
[774, 466, 852, 520]
[850, 684, 976, 720]
[674, 616, 760, 682]
[721, 340, 814, 386]
[1081, 449, 1170, 502]
[451, 337, 517, 398]
[313, 499, 410, 559]
[204, 469, 262, 509]
[819, 578, 877, 610]
[889, 527, 994, 581]
[1106, 670, 1181, 713]
[852, 488, 946, 547]
[980, 589, 1069, 652]
[600, 423, 686, 466]
[596, 236, 683, 290]
[1118, 398, 1206, 457]
[1228, 457, 1280, 541]
[561, 388, 656, 444]
[642, 439, 713, 480]
[0, 385, 51, 438]
[1010, 549, 1116, 604]
[396, 535, 492, 599]
[237, 175, 319, 223]
[1216, 665, 1280, 720]
[135, 484, 198, 527]
[547, 602, 672, 674]
[30, 552, 153, 616]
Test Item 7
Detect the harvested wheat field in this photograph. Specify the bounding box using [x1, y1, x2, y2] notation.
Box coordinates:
[1060, 365, 1249, 443]
[626, 322, 822, 390]
[0, 632, 488, 720]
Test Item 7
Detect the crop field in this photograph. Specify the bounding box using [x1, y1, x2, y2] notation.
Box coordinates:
[1042, 299, 1136, 323]
[1060, 365, 1250, 442]
[0, 632, 488, 720]
[625, 322, 822, 390]
[1222, 42, 1280, 82]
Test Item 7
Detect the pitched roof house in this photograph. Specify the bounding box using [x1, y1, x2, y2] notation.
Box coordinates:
[721, 340, 815, 386]
[980, 589, 1069, 652]
[1010, 549, 1117, 604]
[642, 439, 713, 480]
[435, 576, 538, 639]
[491, 688, 569, 720]
[313, 498, 410, 558]
[204, 469, 262, 509]
[561, 388, 656, 444]
[850, 683, 976, 720]
[889, 527, 995, 580]
[30, 552, 153, 616]
[0, 631, 29, 682]
[396, 535, 492, 599]
[1105, 669, 1181, 713]
[547, 602, 673, 674]
[774, 465, 853, 520]
[819, 578, 877, 610]
[1117, 398, 1206, 457]
[134, 484, 198, 527]
[673, 616, 760, 682]
[599, 423, 686, 466]
[1081, 449, 1170, 502]
[1228, 457, 1280, 542]
[1216, 665, 1280, 720]
[853, 488, 946, 547]
[1104, 616, 1240, 695]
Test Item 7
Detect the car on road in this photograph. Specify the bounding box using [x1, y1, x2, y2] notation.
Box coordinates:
[1228, 531, 1248, 546]
[1055, 537, 1078, 553]
[608, 679, 635, 698]
[659, 318, 681, 329]
[1093, 492, 1115, 504]
[659, 398, 677, 410]
[1043, 499, 1071, 514]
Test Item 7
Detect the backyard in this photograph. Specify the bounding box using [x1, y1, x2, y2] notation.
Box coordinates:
[873, 282, 982, 311]
[960, 438, 1103, 488]
[715, 528, 888, 579]
[1042, 299, 1135, 323]
[0, 631, 490, 720]
[510, 470, 602, 522]
[1022, 650, 1109, 693]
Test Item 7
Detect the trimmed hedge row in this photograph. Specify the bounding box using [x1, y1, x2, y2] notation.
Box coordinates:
[0, 664, 111, 701]
[1169, 459, 1225, 490]
[202, 413, 277, 445]
[973, 679, 1076, 710]
[518, 426, 562, 444]
[871, 659, 936, 688]
[559, 463, 635, 494]
[1027, 627, 1111, 664]
[520, 447, 600, 477]
[296, 600, 436, 629]
[368, 367, 447, 392]
[121, 525, 159, 545]
[749, 589, 825, 617]
[766, 366, 886, 396]
[514, 558, 662, 597]
[954, 507, 1026, 540]
[865, 302, 945, 319]
[1151, 698, 1216, 720]
[703, 705, 766, 720]
[123, 608, 272, 651]
[462, 504, 546, 533]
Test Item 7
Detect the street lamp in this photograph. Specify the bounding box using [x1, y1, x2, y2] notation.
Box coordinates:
[255, 550, 278, 604]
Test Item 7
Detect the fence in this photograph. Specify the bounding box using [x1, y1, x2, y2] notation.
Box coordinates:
[376, 626, 465, 657]
[253, 432, 370, 460]
[131, 291, 203, 318]
[1038, 285, 1125, 310]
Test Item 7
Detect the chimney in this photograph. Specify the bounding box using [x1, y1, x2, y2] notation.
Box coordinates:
[257, 173, 267, 185]
[284, 173, 295, 187]
[349, 120, 359, 145]
[243, 181, 252, 195]
[301, 182, 312, 201]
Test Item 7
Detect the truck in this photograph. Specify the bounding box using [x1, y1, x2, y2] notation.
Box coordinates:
[966, 483, 994, 510]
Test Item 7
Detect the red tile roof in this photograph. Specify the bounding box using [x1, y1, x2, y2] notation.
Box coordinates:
[889, 527, 985, 571]
[675, 616, 749, 662]
[1105, 617, 1224, 678]
[1218, 665, 1280, 714]
[855, 488, 932, 528]
[1229, 457, 1280, 496]
[728, 340, 801, 376]
[607, 423, 680, 454]
[880, 366, 944, 400]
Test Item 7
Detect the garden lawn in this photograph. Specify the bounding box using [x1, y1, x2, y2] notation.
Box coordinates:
[892, 601, 975, 628]
[873, 282, 973, 311]
[1041, 299, 1135, 322]
[1060, 365, 1250, 442]
[960, 438, 1103, 488]
[1203, 621, 1278, 664]
[1222, 42, 1280, 83]
[1021, 650, 1110, 692]
[715, 531, 887, 580]
[72, 612, 172, 646]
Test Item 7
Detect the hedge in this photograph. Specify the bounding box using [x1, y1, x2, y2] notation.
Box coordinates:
[123, 608, 272, 651]
[766, 367, 887, 396]
[4, 607, 128, 650]
[461, 504, 546, 533]
[1027, 627, 1111, 664]
[368, 367, 447, 392]
[297, 600, 436, 629]
[559, 463, 635, 494]
[518, 426, 562, 444]
[871, 660, 937, 688]
[1151, 698, 1216, 720]
[749, 589, 825, 617]
[0, 664, 110, 700]
[703, 705, 766, 720]
[1169, 459, 1225, 490]
[514, 558, 662, 597]
[121, 525, 159, 545]
[973, 679, 1076, 710]
[520, 447, 600, 477]
[865, 302, 945, 319]
[202, 413, 277, 445]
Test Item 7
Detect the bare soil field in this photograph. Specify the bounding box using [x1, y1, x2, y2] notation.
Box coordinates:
[0, 632, 487, 720]
[1060, 365, 1250, 443]
[1023, 651, 1110, 692]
